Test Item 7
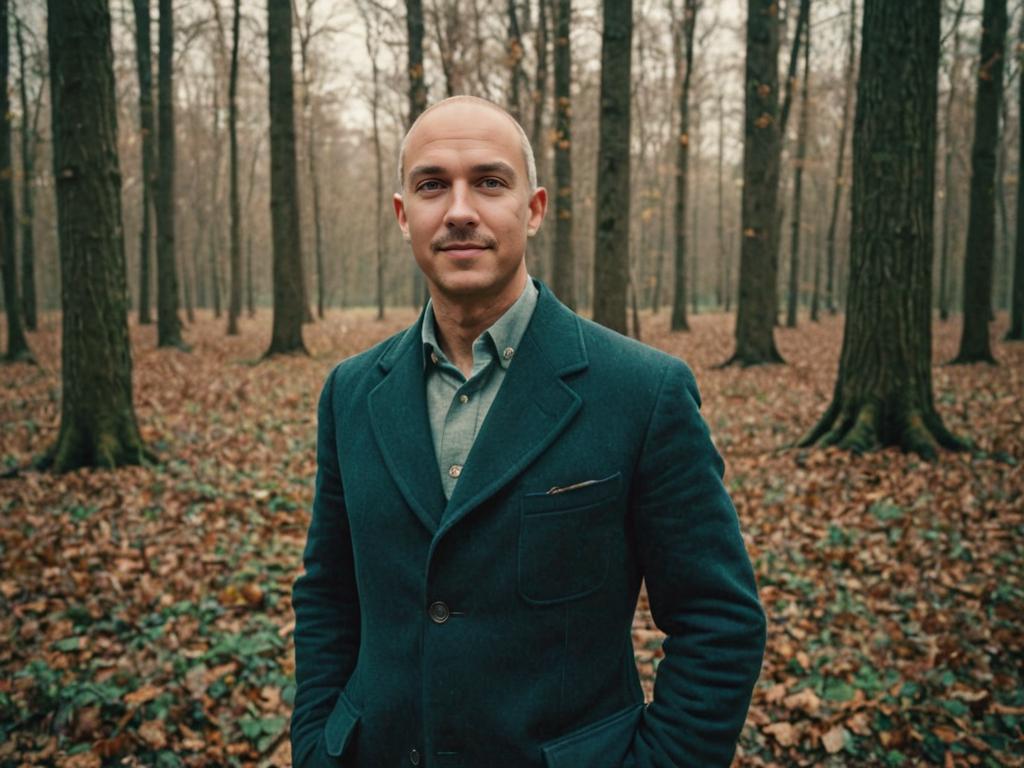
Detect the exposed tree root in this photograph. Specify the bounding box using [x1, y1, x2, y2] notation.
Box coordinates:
[3, 348, 36, 365]
[715, 348, 786, 369]
[800, 398, 969, 460]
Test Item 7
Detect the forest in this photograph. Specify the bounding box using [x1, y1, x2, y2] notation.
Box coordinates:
[0, 0, 1022, 766]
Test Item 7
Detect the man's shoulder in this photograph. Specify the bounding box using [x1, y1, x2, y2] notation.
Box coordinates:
[574, 314, 695, 383]
[323, 324, 414, 390]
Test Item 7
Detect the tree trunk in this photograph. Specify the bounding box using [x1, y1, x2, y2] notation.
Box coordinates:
[995, 94, 1010, 315]
[939, 0, 966, 322]
[15, 13, 38, 332]
[298, 7, 325, 321]
[690, 95, 700, 317]
[716, 93, 726, 310]
[506, 0, 525, 122]
[786, 12, 810, 329]
[825, 0, 857, 317]
[726, 0, 783, 366]
[800, 0, 966, 459]
[0, 0, 30, 363]
[592, 0, 632, 334]
[264, 0, 307, 356]
[551, 0, 574, 309]
[952, 0, 1006, 364]
[45, 0, 149, 471]
[529, 0, 549, 283]
[405, 0, 428, 310]
[244, 133, 261, 318]
[1009, 8, 1024, 340]
[156, 0, 184, 347]
[227, 0, 241, 335]
[670, 0, 696, 331]
[132, 0, 155, 327]
[810, 223, 821, 321]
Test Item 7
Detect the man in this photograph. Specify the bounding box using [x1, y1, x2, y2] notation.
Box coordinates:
[290, 96, 766, 768]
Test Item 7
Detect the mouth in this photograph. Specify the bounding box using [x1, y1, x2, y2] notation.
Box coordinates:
[437, 242, 492, 258]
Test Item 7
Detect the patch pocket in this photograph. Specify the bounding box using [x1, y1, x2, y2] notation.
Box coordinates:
[519, 472, 622, 605]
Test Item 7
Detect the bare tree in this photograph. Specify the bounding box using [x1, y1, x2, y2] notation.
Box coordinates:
[669, 0, 698, 332]
[227, 0, 242, 335]
[14, 7, 43, 332]
[1011, 4, 1024, 340]
[785, 6, 810, 328]
[357, 0, 386, 321]
[551, 0, 574, 308]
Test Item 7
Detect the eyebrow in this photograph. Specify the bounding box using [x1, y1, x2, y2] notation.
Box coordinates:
[408, 162, 519, 185]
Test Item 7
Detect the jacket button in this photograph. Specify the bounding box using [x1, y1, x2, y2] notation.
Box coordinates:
[409, 747, 421, 765]
[428, 601, 450, 624]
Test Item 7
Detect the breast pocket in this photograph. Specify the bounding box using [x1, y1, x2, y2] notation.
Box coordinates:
[518, 472, 623, 605]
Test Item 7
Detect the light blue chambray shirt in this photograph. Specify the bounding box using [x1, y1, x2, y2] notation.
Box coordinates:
[422, 277, 539, 500]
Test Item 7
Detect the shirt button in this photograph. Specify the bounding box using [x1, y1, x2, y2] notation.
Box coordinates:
[428, 601, 450, 624]
[409, 747, 421, 765]
[502, 346, 515, 360]
[448, 463, 462, 478]
[459, 394, 470, 404]
[430, 351, 439, 365]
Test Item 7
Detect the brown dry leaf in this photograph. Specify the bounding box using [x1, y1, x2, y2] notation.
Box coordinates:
[821, 725, 847, 754]
[764, 721, 800, 747]
[124, 683, 163, 705]
[783, 687, 821, 717]
[138, 719, 167, 749]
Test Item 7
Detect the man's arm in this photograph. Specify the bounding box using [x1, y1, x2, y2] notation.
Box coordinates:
[627, 360, 766, 767]
[290, 366, 361, 767]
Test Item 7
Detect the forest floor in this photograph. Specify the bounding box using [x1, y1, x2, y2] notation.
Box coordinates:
[0, 308, 1021, 768]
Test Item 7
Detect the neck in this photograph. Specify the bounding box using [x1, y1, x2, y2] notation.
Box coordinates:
[429, 271, 528, 376]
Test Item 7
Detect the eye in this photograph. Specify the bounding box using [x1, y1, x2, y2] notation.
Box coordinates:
[417, 180, 445, 192]
[479, 177, 506, 189]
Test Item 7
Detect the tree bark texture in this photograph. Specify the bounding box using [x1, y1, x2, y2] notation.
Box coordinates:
[132, 0, 155, 326]
[405, 0, 428, 310]
[265, 0, 307, 355]
[551, 0, 575, 309]
[529, 0, 549, 283]
[825, 0, 857, 316]
[940, 1, 966, 322]
[670, 0, 696, 331]
[953, 0, 1006, 364]
[592, 0, 632, 334]
[786, 13, 810, 329]
[506, 0, 525, 122]
[1009, 8, 1024, 340]
[800, 0, 966, 458]
[46, 0, 149, 470]
[227, 0, 241, 335]
[15, 13, 38, 332]
[0, 0, 30, 362]
[729, 0, 783, 365]
[156, 0, 184, 347]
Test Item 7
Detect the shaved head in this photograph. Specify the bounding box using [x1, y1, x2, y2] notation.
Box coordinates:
[397, 96, 538, 191]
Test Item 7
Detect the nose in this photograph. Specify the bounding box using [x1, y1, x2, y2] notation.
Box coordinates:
[444, 181, 478, 230]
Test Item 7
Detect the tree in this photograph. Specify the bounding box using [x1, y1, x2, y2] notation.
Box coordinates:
[0, 0, 31, 363]
[785, 6, 810, 329]
[44, 0, 149, 470]
[551, 0, 575, 309]
[506, 0, 525, 122]
[824, 0, 858, 317]
[15, 9, 42, 332]
[592, 0, 633, 335]
[669, 0, 698, 332]
[800, 0, 966, 458]
[952, 0, 1006, 364]
[131, 0, 156, 326]
[725, 0, 782, 366]
[356, 0, 386, 322]
[939, 0, 967, 322]
[226, 0, 241, 335]
[1010, 6, 1024, 341]
[406, 0, 428, 309]
[265, 0, 307, 355]
[156, 0, 185, 348]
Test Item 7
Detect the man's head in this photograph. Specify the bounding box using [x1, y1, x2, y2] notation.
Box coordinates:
[393, 96, 547, 305]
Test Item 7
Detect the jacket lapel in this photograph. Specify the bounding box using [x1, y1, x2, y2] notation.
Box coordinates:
[368, 317, 447, 534]
[438, 281, 589, 537]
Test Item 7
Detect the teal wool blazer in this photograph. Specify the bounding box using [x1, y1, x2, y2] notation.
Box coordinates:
[290, 279, 766, 768]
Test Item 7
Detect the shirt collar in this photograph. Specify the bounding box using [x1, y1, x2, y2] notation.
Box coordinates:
[422, 276, 539, 371]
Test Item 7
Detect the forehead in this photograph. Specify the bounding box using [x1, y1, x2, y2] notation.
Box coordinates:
[404, 103, 524, 174]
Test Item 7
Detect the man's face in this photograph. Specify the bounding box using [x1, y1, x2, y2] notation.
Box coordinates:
[393, 102, 547, 304]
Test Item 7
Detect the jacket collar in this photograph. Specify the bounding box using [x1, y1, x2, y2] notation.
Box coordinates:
[369, 278, 588, 536]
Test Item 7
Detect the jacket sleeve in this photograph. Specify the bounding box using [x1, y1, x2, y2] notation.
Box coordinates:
[290, 365, 362, 767]
[625, 360, 766, 768]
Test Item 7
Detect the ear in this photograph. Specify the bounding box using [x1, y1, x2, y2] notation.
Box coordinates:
[393, 193, 410, 240]
[526, 186, 548, 237]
